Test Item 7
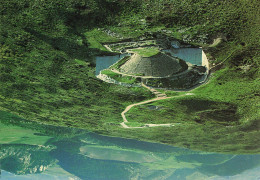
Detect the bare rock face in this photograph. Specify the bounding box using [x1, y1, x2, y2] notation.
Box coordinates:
[119, 52, 188, 77]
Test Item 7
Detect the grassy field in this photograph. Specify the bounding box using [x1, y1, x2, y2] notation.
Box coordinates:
[0, 123, 51, 145]
[127, 68, 259, 125]
[131, 47, 160, 57]
[84, 29, 121, 53]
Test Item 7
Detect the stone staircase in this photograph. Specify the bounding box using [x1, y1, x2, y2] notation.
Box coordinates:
[141, 82, 167, 98]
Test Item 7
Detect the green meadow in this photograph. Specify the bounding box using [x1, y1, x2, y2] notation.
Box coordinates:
[0, 0, 259, 153]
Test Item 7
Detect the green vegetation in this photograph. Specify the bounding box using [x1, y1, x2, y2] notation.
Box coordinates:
[145, 70, 204, 89]
[127, 95, 240, 125]
[0, 0, 259, 153]
[155, 89, 183, 97]
[0, 122, 51, 145]
[131, 47, 160, 57]
[84, 29, 121, 53]
[125, 122, 144, 128]
[0, 0, 154, 131]
[110, 56, 130, 69]
[101, 69, 140, 84]
[193, 69, 259, 124]
[86, 36, 109, 52]
[124, 67, 259, 153]
[85, 29, 120, 44]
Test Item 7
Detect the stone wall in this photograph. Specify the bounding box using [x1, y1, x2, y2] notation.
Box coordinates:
[202, 50, 209, 72]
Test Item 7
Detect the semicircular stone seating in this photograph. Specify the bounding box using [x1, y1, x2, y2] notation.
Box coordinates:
[119, 52, 188, 77]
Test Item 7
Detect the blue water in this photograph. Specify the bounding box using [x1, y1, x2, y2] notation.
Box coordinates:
[95, 54, 128, 75]
[0, 111, 260, 180]
[165, 48, 203, 65]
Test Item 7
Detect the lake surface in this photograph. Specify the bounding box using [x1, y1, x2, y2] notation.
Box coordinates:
[164, 48, 203, 66]
[95, 54, 128, 75]
[1, 111, 260, 180]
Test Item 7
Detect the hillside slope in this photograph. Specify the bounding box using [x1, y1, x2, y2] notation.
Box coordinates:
[0, 0, 259, 153]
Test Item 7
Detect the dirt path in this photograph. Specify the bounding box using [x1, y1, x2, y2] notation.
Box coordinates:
[208, 38, 223, 48]
[104, 45, 113, 52]
[120, 96, 172, 128]
[120, 82, 193, 128]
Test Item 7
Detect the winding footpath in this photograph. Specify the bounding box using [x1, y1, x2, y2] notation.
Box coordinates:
[120, 82, 194, 128]
[103, 42, 212, 128]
